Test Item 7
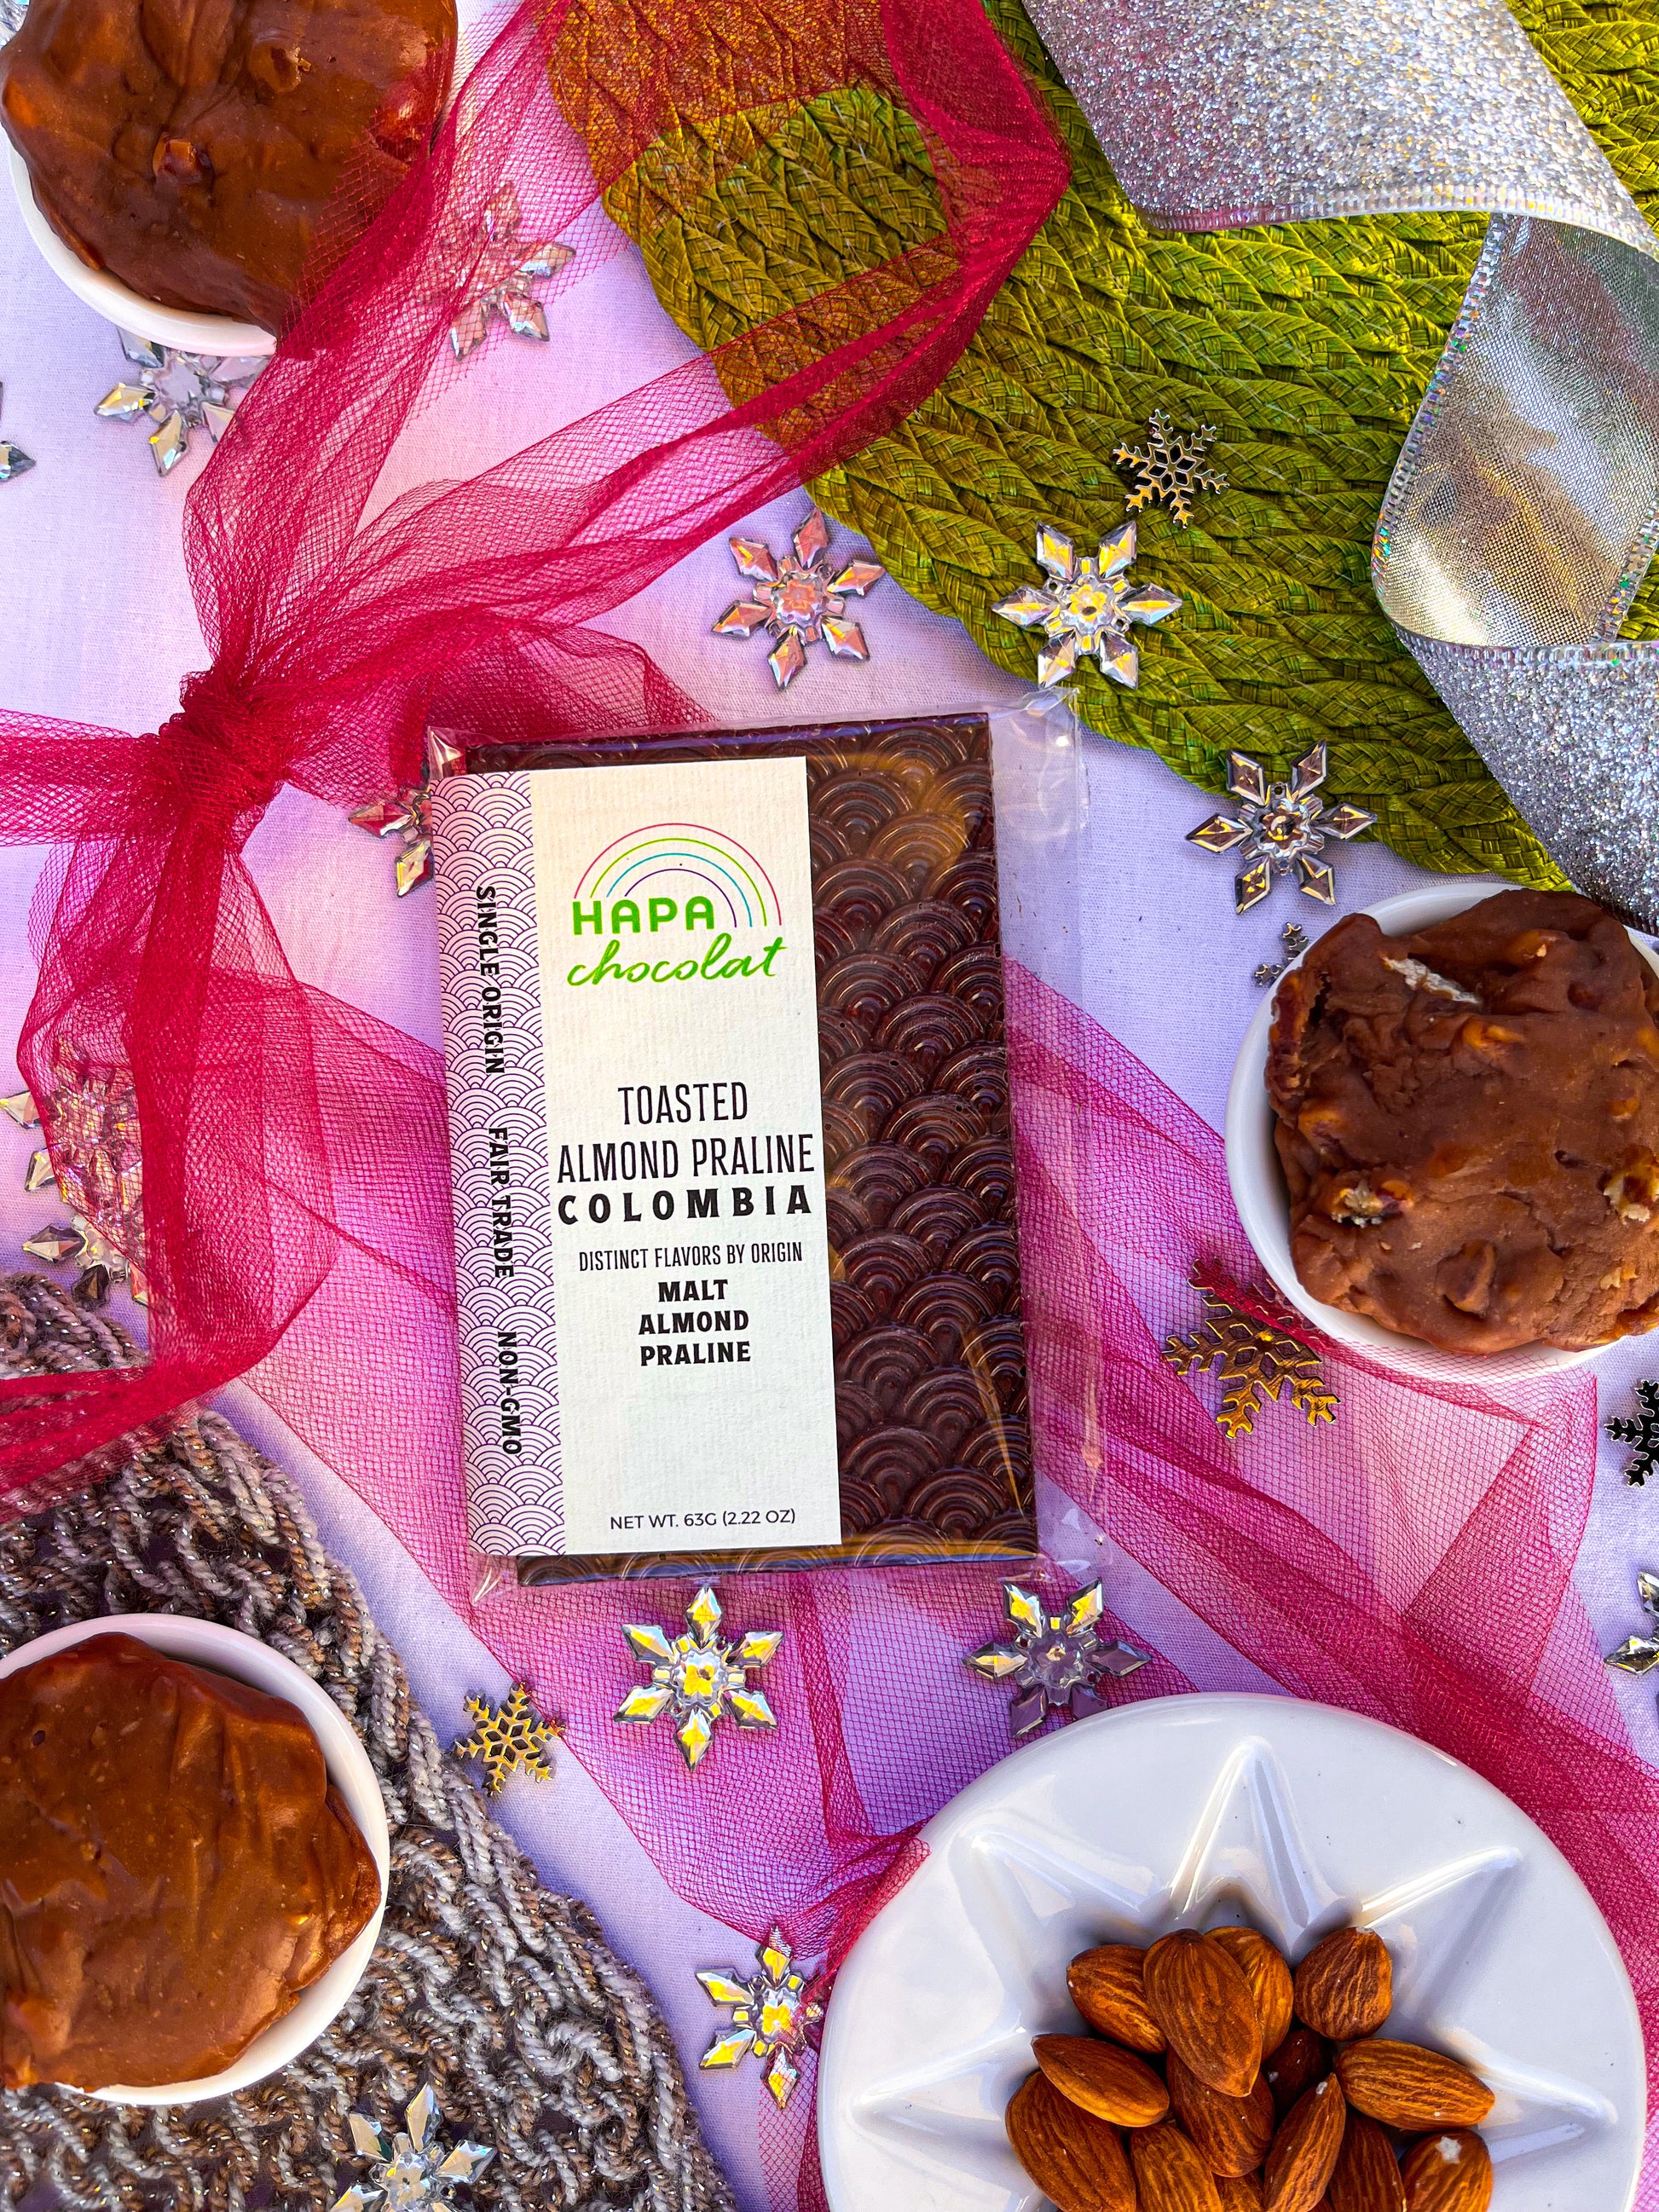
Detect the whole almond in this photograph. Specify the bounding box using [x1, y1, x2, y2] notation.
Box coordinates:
[1035, 2033, 1171, 2128]
[1145, 1931, 1263, 2095]
[1211, 1926, 1296, 2054]
[1069, 1943, 1167, 2053]
[1217, 2179, 1266, 2211]
[1130, 2119, 1224, 2212]
[1327, 2111, 1406, 2212]
[1265, 2028, 1330, 2117]
[1168, 2049, 1276, 2176]
[1294, 1931, 1393, 2042]
[1401, 2130, 1492, 2212]
[1263, 2076, 1348, 2212]
[1335, 2043, 1494, 2132]
[1007, 2071, 1136, 2212]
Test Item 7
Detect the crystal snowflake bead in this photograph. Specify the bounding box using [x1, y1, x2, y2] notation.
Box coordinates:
[332, 2085, 494, 2212]
[614, 1584, 782, 1770]
[714, 506, 885, 689]
[95, 332, 263, 476]
[441, 182, 572, 360]
[1114, 410, 1228, 527]
[994, 521, 1182, 687]
[698, 1929, 823, 2107]
[1606, 1571, 1659, 1684]
[349, 730, 465, 894]
[1188, 745, 1377, 911]
[967, 1580, 1148, 1737]
[0, 384, 33, 482]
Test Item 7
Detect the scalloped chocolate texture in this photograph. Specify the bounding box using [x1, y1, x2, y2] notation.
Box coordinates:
[876, 992, 984, 1080]
[946, 1136, 1015, 1215]
[887, 1182, 982, 1264]
[934, 946, 1006, 1022]
[835, 1322, 935, 1406]
[947, 1222, 1021, 1307]
[895, 1270, 995, 1361]
[816, 858, 910, 934]
[824, 1050, 925, 1133]
[873, 899, 977, 983]
[937, 1043, 1009, 1117]
[963, 1317, 1029, 1409]
[835, 1378, 886, 1449]
[838, 1229, 931, 1315]
[822, 952, 921, 1027]
[934, 852, 999, 936]
[824, 1192, 868, 1250]
[883, 1092, 986, 1172]
[815, 770, 910, 852]
[870, 810, 969, 893]
[832, 1142, 929, 1226]
[495, 714, 1034, 1584]
[899, 1364, 991, 1454]
[818, 1011, 867, 1071]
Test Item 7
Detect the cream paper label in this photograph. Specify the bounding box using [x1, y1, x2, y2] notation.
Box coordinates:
[516, 754, 840, 1555]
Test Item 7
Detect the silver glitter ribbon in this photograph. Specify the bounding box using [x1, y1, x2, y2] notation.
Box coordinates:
[1022, 0, 1659, 922]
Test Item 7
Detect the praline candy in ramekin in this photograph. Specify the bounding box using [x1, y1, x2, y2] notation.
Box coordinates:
[0, 1629, 381, 2094]
[1266, 889, 1659, 1356]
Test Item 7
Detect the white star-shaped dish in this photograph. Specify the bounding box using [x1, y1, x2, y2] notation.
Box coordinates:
[816, 1696, 1642, 2210]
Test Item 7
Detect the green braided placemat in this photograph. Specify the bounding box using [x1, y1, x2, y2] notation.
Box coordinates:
[558, 0, 1659, 886]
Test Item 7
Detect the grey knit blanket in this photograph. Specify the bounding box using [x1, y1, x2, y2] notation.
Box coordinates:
[0, 1274, 736, 2212]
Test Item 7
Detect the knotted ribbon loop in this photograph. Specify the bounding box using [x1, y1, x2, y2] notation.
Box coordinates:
[147, 669, 291, 835]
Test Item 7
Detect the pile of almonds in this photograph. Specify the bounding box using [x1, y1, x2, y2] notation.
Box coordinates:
[1006, 1924, 1496, 2211]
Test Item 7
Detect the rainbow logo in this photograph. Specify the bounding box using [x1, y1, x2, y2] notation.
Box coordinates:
[574, 821, 782, 930]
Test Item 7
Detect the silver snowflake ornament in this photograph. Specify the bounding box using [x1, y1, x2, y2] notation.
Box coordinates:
[994, 521, 1181, 687]
[350, 729, 465, 895]
[1115, 409, 1228, 527]
[95, 331, 263, 476]
[714, 505, 885, 689]
[443, 183, 571, 360]
[1607, 1381, 1659, 1487]
[698, 1928, 823, 2109]
[615, 1584, 782, 1770]
[0, 384, 32, 481]
[1188, 743, 1377, 912]
[967, 1580, 1148, 1737]
[1605, 1572, 1659, 1700]
[331, 2084, 494, 2212]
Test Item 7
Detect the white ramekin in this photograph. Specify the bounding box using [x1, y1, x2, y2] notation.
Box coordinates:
[0, 1612, 388, 2104]
[1226, 885, 1659, 1383]
[7, 145, 277, 357]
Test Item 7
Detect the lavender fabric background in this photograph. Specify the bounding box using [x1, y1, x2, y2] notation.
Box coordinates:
[0, 93, 1656, 2210]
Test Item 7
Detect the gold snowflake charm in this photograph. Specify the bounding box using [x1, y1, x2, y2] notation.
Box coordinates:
[1114, 410, 1228, 527]
[698, 1929, 822, 2107]
[713, 507, 885, 689]
[454, 1684, 560, 1793]
[615, 1585, 782, 1771]
[1164, 1279, 1338, 1440]
[1188, 744, 1377, 911]
[994, 521, 1182, 687]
